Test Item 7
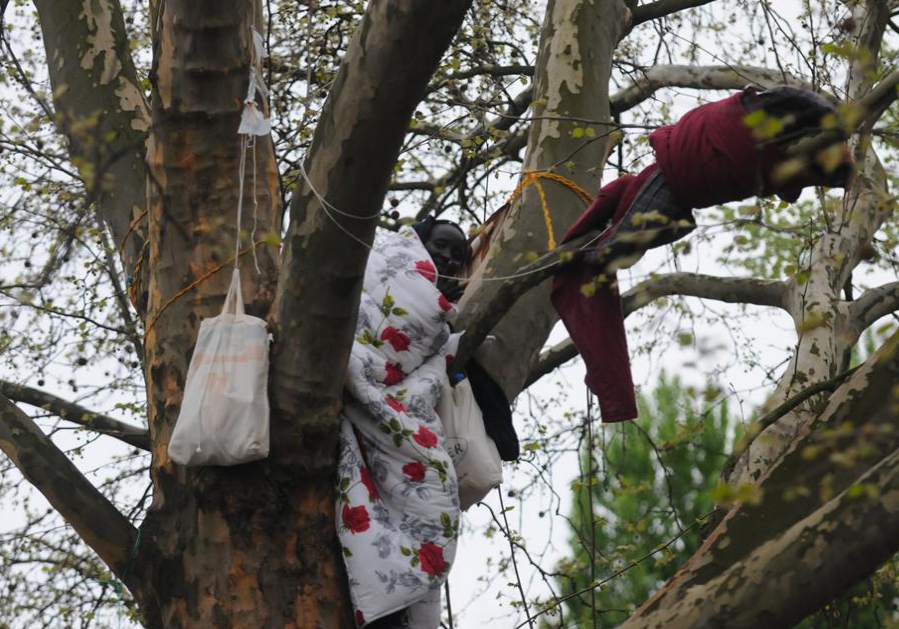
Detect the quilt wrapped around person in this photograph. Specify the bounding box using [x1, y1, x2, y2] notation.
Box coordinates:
[337, 229, 461, 628]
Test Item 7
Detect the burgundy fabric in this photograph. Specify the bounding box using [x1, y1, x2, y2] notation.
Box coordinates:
[552, 89, 852, 423]
[549, 166, 656, 423]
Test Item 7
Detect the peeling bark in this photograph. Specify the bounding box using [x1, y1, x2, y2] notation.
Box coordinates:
[456, 0, 630, 401]
[620, 331, 899, 628]
[32, 0, 151, 282]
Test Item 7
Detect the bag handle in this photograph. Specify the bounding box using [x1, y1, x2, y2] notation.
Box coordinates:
[221, 268, 246, 316]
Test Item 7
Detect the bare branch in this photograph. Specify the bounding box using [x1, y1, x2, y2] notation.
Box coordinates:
[849, 280, 899, 336]
[611, 64, 807, 115]
[431, 63, 533, 87]
[622, 272, 788, 311]
[629, 0, 717, 27]
[524, 273, 788, 385]
[0, 393, 138, 578]
[0, 381, 149, 451]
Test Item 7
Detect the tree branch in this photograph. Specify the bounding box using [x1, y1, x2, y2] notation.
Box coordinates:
[629, 0, 717, 27]
[611, 64, 806, 115]
[788, 68, 899, 158]
[32, 0, 150, 282]
[0, 393, 138, 578]
[849, 280, 899, 336]
[270, 0, 475, 465]
[523, 273, 788, 385]
[620, 330, 899, 628]
[0, 381, 149, 451]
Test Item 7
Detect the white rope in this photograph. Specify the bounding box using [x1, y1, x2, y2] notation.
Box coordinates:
[234, 133, 249, 269]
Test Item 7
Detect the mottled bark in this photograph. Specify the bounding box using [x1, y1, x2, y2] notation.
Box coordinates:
[455, 0, 630, 401]
[138, 1, 318, 626]
[730, 0, 893, 484]
[620, 331, 899, 629]
[269, 0, 475, 470]
[32, 0, 151, 282]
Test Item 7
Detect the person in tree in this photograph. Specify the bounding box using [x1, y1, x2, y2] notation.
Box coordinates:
[552, 85, 855, 424]
[338, 214, 518, 629]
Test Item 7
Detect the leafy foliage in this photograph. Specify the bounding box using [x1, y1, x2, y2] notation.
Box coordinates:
[550, 374, 734, 627]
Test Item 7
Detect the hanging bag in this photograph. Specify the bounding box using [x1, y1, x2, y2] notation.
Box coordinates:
[437, 377, 503, 510]
[168, 269, 270, 466]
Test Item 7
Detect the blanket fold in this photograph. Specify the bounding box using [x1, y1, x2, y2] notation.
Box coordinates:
[337, 230, 460, 629]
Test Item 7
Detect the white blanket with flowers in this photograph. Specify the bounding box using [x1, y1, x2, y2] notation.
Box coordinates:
[337, 230, 460, 628]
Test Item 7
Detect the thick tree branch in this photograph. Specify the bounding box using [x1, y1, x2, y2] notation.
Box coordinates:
[611, 64, 806, 114]
[0, 393, 138, 578]
[32, 0, 151, 282]
[270, 0, 475, 463]
[849, 280, 899, 336]
[788, 68, 899, 158]
[620, 330, 899, 628]
[629, 0, 717, 27]
[0, 381, 149, 451]
[524, 273, 788, 385]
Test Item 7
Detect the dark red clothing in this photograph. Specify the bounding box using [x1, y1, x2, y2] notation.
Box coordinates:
[551, 89, 849, 422]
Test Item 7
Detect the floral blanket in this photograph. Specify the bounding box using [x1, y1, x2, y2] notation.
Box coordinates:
[337, 230, 460, 628]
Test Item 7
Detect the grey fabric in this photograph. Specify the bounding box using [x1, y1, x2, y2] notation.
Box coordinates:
[585, 169, 695, 271]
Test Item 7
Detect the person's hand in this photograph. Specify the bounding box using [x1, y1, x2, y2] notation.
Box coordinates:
[440, 278, 466, 302]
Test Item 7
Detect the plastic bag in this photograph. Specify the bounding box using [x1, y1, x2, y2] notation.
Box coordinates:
[168, 269, 270, 466]
[437, 377, 502, 510]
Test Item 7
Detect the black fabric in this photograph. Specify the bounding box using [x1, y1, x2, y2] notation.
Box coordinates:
[466, 359, 520, 461]
[412, 217, 467, 245]
[585, 169, 694, 270]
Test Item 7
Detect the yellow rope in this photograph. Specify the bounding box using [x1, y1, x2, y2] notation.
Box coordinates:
[145, 239, 268, 335]
[127, 245, 148, 308]
[118, 208, 149, 257]
[504, 170, 593, 250]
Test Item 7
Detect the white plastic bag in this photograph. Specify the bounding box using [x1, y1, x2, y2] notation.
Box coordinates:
[437, 377, 502, 510]
[168, 269, 270, 466]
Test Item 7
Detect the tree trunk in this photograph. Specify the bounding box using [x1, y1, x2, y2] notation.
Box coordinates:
[456, 0, 630, 401]
[136, 2, 343, 626]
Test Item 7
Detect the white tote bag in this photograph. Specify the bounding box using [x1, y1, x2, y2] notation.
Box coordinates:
[168, 269, 271, 466]
[437, 377, 503, 510]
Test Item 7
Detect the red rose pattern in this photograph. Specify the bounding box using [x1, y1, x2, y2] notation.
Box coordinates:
[415, 260, 437, 283]
[360, 467, 379, 501]
[342, 504, 371, 534]
[413, 426, 438, 448]
[438, 294, 452, 312]
[355, 610, 365, 626]
[383, 361, 404, 386]
[385, 396, 407, 413]
[419, 542, 446, 577]
[381, 326, 411, 352]
[402, 461, 426, 482]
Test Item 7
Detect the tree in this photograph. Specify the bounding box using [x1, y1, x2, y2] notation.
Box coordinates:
[1, 0, 899, 627]
[554, 374, 734, 627]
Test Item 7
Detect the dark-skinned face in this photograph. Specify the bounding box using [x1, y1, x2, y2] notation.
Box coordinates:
[424, 223, 467, 300]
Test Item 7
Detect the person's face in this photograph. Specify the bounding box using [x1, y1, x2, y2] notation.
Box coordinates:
[424, 223, 467, 294]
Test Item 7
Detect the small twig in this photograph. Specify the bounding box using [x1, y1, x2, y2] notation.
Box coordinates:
[497, 488, 535, 629]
